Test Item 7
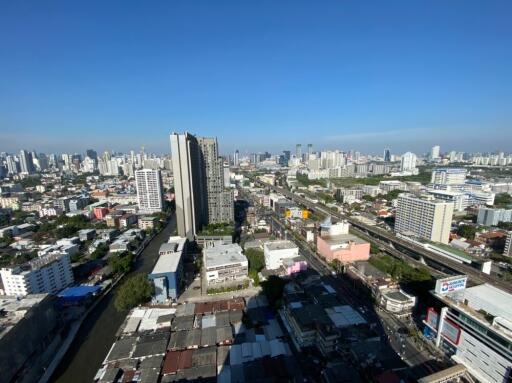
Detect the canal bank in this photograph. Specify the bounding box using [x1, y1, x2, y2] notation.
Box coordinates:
[50, 216, 176, 383]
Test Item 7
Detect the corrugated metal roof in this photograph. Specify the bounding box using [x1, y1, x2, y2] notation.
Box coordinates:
[162, 351, 180, 375]
[201, 314, 216, 328]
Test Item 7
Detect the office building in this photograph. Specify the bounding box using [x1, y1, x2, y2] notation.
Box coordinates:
[135, 169, 164, 214]
[148, 236, 187, 302]
[233, 149, 239, 167]
[400, 151, 417, 172]
[170, 132, 233, 240]
[424, 278, 512, 383]
[431, 168, 467, 185]
[203, 243, 248, 286]
[477, 207, 512, 226]
[431, 145, 440, 160]
[395, 194, 454, 244]
[383, 148, 391, 162]
[0, 253, 74, 296]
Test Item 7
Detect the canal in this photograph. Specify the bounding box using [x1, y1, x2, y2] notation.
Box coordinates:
[50, 216, 176, 383]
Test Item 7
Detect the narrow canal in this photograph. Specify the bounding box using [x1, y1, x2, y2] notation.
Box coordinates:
[50, 216, 176, 383]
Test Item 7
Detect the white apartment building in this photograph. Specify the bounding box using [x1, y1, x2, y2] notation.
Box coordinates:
[477, 207, 512, 226]
[203, 243, 248, 286]
[263, 240, 299, 270]
[430, 145, 440, 160]
[395, 194, 454, 244]
[504, 232, 512, 257]
[0, 253, 74, 296]
[135, 169, 164, 214]
[400, 152, 417, 172]
[426, 189, 469, 212]
[431, 168, 467, 185]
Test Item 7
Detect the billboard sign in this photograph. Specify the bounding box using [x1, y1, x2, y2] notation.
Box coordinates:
[441, 318, 461, 345]
[425, 307, 439, 329]
[435, 275, 467, 295]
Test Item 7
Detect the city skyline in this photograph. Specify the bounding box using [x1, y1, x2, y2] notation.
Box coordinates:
[1, 1, 511, 153]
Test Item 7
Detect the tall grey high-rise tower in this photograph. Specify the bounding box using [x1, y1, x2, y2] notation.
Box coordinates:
[19, 150, 35, 174]
[170, 132, 233, 240]
[296, 144, 302, 159]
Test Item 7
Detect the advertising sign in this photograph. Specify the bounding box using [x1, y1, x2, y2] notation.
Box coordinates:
[425, 307, 439, 329]
[441, 318, 461, 345]
[434, 275, 467, 295]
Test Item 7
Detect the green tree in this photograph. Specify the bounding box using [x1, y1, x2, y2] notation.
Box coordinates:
[457, 224, 477, 240]
[362, 195, 375, 202]
[109, 252, 134, 274]
[91, 243, 109, 259]
[245, 248, 265, 286]
[495, 193, 512, 207]
[114, 274, 154, 311]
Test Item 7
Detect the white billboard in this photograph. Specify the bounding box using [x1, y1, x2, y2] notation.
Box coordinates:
[434, 275, 467, 295]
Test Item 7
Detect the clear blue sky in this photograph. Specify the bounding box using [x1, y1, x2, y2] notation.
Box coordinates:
[1, 0, 511, 155]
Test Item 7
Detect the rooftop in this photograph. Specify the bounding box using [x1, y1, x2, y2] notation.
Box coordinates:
[264, 240, 298, 252]
[0, 294, 48, 340]
[321, 233, 368, 246]
[204, 243, 247, 268]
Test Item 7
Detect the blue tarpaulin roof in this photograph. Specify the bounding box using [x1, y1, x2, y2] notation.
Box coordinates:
[58, 285, 101, 298]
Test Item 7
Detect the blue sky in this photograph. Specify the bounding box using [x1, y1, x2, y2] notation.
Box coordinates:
[1, 0, 511, 155]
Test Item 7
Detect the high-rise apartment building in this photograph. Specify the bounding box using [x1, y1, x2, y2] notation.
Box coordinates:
[296, 144, 302, 160]
[430, 145, 440, 160]
[6, 155, 19, 175]
[431, 168, 467, 185]
[400, 152, 417, 172]
[19, 149, 35, 174]
[0, 253, 74, 296]
[233, 150, 240, 167]
[135, 169, 164, 214]
[170, 132, 233, 240]
[395, 194, 454, 244]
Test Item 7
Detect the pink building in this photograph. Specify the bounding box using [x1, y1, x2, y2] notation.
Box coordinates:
[283, 259, 308, 275]
[316, 234, 370, 263]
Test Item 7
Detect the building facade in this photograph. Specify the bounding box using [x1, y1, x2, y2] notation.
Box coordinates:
[395, 194, 454, 244]
[203, 243, 248, 286]
[0, 253, 74, 296]
[135, 169, 164, 214]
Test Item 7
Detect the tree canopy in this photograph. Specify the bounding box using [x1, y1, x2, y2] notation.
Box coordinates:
[114, 274, 154, 311]
[457, 224, 477, 240]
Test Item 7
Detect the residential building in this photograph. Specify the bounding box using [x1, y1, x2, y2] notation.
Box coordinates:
[135, 169, 164, 214]
[504, 232, 512, 257]
[263, 240, 299, 270]
[424, 279, 512, 383]
[477, 207, 512, 226]
[0, 294, 60, 383]
[395, 194, 454, 244]
[19, 149, 35, 174]
[119, 213, 138, 229]
[0, 253, 74, 296]
[431, 168, 467, 185]
[170, 132, 233, 240]
[427, 189, 469, 212]
[203, 243, 248, 286]
[138, 216, 157, 231]
[148, 236, 187, 302]
[430, 145, 440, 160]
[400, 151, 417, 172]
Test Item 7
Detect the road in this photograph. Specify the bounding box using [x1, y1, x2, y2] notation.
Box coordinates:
[260, 195, 441, 379]
[257, 181, 512, 292]
[50, 216, 176, 383]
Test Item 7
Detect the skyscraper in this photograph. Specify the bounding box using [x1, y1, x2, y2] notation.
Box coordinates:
[383, 148, 391, 162]
[233, 150, 240, 167]
[400, 152, 417, 172]
[431, 145, 440, 160]
[296, 144, 302, 160]
[307, 144, 313, 157]
[135, 169, 164, 214]
[170, 132, 233, 240]
[19, 150, 35, 174]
